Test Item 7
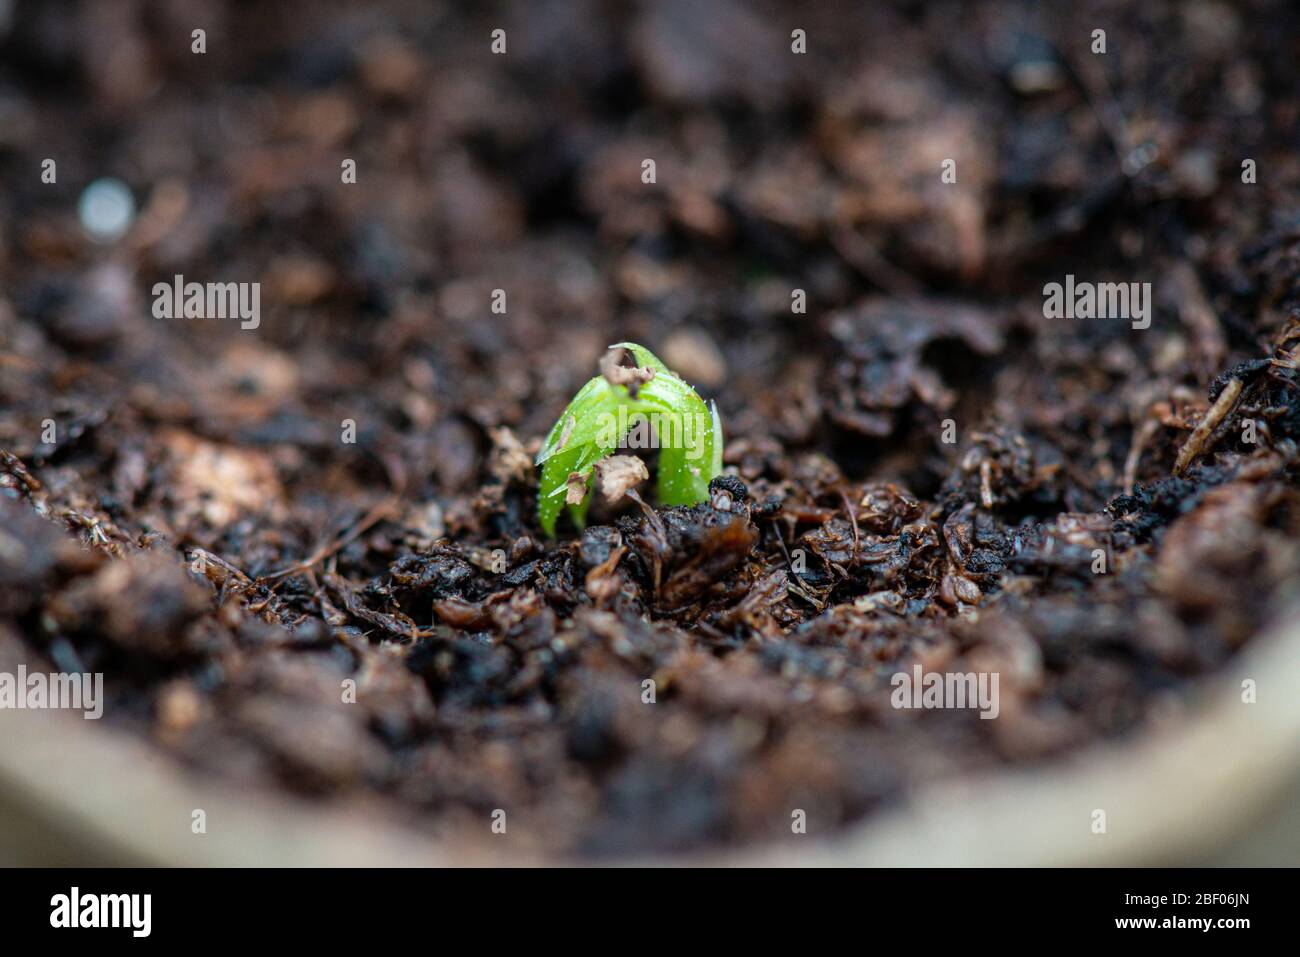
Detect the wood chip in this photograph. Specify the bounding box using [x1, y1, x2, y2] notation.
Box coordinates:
[1173, 378, 1242, 475]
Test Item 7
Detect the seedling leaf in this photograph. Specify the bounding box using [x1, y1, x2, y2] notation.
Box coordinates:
[536, 342, 722, 536]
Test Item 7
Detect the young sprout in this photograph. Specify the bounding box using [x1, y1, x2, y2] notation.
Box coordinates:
[535, 341, 723, 536]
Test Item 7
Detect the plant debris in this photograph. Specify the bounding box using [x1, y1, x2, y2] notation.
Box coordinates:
[592, 455, 651, 503]
[599, 349, 657, 397]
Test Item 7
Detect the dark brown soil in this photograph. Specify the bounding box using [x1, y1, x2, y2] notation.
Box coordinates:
[2, 0, 1299, 858]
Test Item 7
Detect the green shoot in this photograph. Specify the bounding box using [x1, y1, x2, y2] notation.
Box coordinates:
[535, 342, 723, 536]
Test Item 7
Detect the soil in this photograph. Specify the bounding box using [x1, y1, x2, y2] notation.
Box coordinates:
[2, 0, 1299, 859]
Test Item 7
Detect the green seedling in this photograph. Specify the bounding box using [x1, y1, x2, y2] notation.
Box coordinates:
[536, 341, 723, 536]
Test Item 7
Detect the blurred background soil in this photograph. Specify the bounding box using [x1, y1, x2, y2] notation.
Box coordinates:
[2, 0, 1299, 859]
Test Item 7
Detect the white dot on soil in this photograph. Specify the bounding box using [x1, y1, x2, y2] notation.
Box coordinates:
[78, 178, 136, 243]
